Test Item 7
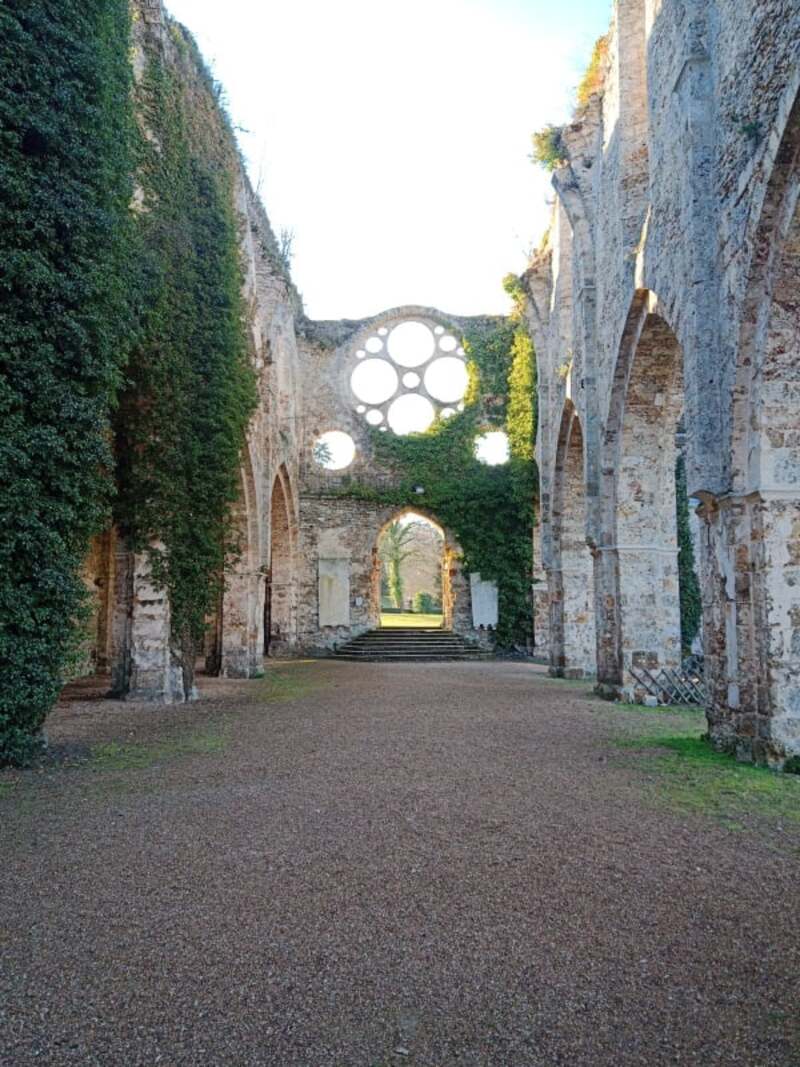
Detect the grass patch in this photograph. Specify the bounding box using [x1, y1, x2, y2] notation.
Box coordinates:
[253, 663, 325, 705]
[380, 613, 443, 629]
[611, 710, 800, 825]
[92, 723, 228, 771]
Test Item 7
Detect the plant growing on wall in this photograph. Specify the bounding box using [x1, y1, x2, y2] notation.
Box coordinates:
[0, 0, 136, 764]
[114, 38, 258, 696]
[675, 455, 702, 653]
[531, 31, 609, 174]
[576, 33, 610, 107]
[341, 279, 538, 647]
[531, 125, 567, 171]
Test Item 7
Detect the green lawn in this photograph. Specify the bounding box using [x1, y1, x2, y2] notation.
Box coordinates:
[380, 612, 444, 629]
[610, 704, 800, 827]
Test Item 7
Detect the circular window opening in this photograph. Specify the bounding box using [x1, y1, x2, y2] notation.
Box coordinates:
[366, 409, 384, 426]
[387, 321, 436, 367]
[365, 336, 383, 353]
[351, 358, 399, 405]
[314, 431, 356, 470]
[402, 371, 421, 389]
[440, 406, 456, 419]
[377, 326, 388, 336]
[439, 334, 458, 352]
[387, 393, 436, 435]
[424, 357, 469, 404]
[474, 431, 510, 466]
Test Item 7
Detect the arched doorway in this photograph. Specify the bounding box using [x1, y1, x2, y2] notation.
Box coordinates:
[266, 470, 297, 655]
[550, 402, 595, 677]
[716, 89, 800, 761]
[598, 291, 686, 696]
[374, 511, 450, 630]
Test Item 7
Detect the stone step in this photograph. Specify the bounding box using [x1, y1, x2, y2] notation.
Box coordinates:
[330, 648, 488, 657]
[333, 627, 490, 662]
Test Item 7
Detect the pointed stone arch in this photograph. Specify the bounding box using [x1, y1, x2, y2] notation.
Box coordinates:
[372, 508, 452, 630]
[218, 441, 265, 677]
[596, 290, 684, 696]
[549, 401, 595, 677]
[707, 88, 800, 762]
[267, 465, 299, 654]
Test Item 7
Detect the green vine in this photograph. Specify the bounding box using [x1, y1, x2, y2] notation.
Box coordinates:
[114, 38, 258, 691]
[675, 454, 702, 654]
[336, 281, 538, 647]
[0, 0, 136, 764]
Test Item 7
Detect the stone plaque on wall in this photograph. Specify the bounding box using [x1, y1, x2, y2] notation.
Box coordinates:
[470, 572, 498, 628]
[319, 558, 350, 627]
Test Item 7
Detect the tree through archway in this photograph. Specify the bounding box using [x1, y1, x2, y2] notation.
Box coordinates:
[376, 512, 446, 629]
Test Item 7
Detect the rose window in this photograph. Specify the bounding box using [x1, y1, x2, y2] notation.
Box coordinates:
[349, 319, 467, 435]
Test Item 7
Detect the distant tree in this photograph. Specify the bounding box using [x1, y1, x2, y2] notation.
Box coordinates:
[413, 591, 438, 614]
[379, 521, 421, 609]
[313, 439, 333, 468]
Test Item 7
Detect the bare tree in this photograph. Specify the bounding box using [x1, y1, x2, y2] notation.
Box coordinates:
[379, 521, 422, 609]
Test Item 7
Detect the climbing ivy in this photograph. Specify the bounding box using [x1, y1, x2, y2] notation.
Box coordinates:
[340, 281, 538, 647]
[675, 455, 702, 653]
[0, 1, 136, 764]
[114, 41, 258, 693]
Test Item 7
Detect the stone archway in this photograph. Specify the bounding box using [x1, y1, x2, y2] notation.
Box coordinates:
[217, 444, 264, 678]
[549, 402, 595, 678]
[372, 509, 451, 630]
[706, 89, 800, 762]
[267, 467, 298, 655]
[596, 291, 684, 697]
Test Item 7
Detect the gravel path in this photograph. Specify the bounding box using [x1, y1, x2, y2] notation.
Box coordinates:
[1, 660, 798, 1066]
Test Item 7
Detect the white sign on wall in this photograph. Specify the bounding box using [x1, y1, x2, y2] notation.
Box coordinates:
[319, 558, 350, 627]
[470, 572, 498, 628]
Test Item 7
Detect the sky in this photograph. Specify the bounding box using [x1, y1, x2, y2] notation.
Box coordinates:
[164, 0, 611, 321]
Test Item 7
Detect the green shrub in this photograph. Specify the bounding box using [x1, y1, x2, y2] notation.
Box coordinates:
[576, 33, 610, 107]
[0, 0, 136, 764]
[675, 455, 702, 653]
[531, 125, 567, 171]
[413, 592, 439, 614]
[114, 41, 257, 694]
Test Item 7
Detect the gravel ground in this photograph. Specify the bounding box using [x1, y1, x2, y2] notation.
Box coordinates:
[1, 660, 799, 1066]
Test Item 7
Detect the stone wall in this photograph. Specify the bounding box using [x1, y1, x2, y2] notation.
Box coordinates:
[295, 496, 475, 654]
[528, 0, 800, 765]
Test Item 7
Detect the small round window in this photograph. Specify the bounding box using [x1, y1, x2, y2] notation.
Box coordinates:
[313, 431, 356, 471]
[349, 318, 467, 436]
[474, 431, 510, 466]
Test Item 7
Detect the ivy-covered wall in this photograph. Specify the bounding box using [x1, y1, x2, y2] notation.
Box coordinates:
[0, 0, 136, 764]
[333, 282, 538, 647]
[114, 20, 257, 696]
[0, 2, 258, 762]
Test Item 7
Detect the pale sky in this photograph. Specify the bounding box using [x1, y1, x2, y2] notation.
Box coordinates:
[164, 0, 610, 320]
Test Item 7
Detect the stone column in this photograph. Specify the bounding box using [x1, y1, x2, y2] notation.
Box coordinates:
[109, 542, 189, 702]
[703, 492, 800, 766]
[220, 566, 264, 678]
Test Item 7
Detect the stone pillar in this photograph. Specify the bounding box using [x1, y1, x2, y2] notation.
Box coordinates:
[110, 542, 190, 702]
[220, 566, 264, 678]
[532, 516, 549, 659]
[592, 545, 623, 694]
[703, 492, 800, 766]
[616, 544, 681, 698]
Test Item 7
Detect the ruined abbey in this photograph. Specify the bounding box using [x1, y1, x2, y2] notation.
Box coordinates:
[3, 0, 800, 772]
[526, 0, 800, 768]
